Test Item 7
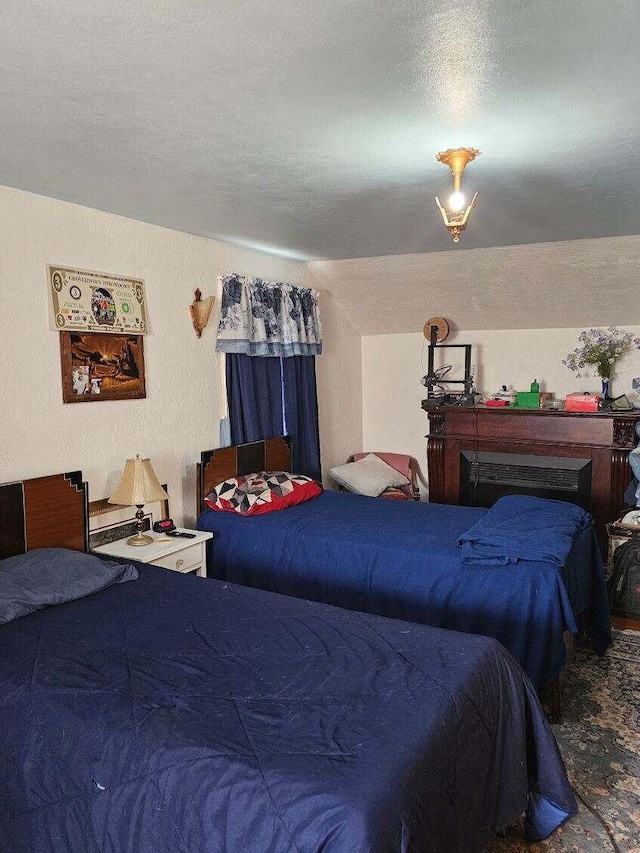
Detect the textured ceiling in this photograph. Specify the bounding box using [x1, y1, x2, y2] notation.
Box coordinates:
[308, 235, 640, 333]
[2, 0, 640, 261]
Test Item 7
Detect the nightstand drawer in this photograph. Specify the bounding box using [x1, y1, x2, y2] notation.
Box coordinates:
[153, 542, 204, 573]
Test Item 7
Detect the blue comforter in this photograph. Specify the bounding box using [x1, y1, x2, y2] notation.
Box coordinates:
[458, 495, 590, 565]
[198, 491, 611, 689]
[0, 561, 575, 852]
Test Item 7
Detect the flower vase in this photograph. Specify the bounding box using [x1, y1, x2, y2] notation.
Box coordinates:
[601, 377, 611, 408]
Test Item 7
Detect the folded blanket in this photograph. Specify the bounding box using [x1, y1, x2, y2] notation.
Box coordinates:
[458, 495, 590, 566]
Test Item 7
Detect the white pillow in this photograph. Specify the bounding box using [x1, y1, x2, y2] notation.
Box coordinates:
[330, 453, 410, 497]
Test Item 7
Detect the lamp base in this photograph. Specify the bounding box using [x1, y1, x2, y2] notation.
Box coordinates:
[127, 533, 153, 545]
[126, 531, 154, 546]
[126, 505, 152, 545]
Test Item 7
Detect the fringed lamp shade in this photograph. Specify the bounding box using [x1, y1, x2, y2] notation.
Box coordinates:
[109, 456, 169, 546]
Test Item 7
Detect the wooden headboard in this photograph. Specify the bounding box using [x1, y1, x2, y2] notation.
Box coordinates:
[0, 471, 89, 560]
[197, 436, 292, 512]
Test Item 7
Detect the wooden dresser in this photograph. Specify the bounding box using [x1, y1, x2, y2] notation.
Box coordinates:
[424, 405, 640, 553]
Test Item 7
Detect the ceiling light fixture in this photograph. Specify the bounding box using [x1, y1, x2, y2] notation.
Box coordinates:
[434, 148, 480, 243]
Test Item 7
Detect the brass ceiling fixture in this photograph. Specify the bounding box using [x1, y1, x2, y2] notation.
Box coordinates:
[434, 148, 480, 243]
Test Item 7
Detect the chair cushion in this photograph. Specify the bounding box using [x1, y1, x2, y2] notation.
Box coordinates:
[379, 486, 412, 501]
[329, 454, 410, 497]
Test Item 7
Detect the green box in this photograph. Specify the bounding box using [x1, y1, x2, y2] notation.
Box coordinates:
[515, 391, 541, 408]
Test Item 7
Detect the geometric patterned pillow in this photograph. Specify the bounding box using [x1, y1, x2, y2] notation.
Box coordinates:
[205, 471, 322, 516]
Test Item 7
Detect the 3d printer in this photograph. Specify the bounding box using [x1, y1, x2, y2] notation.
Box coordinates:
[420, 317, 475, 408]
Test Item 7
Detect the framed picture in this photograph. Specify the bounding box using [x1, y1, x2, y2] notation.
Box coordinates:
[60, 331, 146, 403]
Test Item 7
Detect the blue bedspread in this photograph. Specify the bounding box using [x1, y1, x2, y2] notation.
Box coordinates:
[0, 561, 575, 852]
[198, 491, 611, 689]
[458, 495, 589, 566]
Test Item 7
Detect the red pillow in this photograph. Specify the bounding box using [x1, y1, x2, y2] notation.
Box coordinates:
[205, 471, 322, 516]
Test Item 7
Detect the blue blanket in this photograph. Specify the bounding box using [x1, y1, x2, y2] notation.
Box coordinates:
[0, 560, 575, 852]
[458, 495, 590, 566]
[198, 491, 611, 689]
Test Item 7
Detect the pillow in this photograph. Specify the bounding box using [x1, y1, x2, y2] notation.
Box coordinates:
[330, 453, 410, 497]
[205, 471, 322, 516]
[0, 548, 138, 625]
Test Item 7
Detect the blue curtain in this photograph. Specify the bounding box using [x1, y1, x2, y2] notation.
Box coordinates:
[283, 356, 321, 481]
[225, 354, 284, 445]
[226, 354, 321, 481]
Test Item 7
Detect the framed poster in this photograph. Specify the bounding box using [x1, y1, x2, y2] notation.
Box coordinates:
[60, 331, 146, 403]
[48, 265, 148, 334]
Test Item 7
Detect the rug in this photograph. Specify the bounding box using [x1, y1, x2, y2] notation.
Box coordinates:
[489, 629, 640, 853]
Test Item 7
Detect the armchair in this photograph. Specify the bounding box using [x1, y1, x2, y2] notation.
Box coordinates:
[347, 452, 420, 501]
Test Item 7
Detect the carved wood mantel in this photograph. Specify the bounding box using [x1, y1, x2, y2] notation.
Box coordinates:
[424, 405, 640, 554]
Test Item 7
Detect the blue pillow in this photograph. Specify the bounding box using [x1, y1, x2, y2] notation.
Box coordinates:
[0, 548, 138, 625]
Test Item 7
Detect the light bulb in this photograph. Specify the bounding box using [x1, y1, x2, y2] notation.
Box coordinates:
[448, 191, 466, 212]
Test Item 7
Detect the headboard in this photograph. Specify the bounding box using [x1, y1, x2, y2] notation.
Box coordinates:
[0, 472, 89, 560]
[197, 436, 292, 512]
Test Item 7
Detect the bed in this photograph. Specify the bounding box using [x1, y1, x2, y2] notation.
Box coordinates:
[0, 470, 577, 851]
[196, 437, 611, 694]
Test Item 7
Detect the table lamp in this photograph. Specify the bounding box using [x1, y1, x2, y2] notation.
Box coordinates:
[108, 455, 169, 546]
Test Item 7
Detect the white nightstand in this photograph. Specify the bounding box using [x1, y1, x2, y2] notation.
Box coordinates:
[93, 529, 212, 578]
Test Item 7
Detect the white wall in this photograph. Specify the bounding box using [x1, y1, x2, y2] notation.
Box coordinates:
[315, 292, 363, 483]
[362, 327, 640, 496]
[0, 185, 312, 525]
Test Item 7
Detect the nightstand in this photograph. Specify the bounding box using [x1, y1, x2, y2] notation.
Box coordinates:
[93, 529, 213, 578]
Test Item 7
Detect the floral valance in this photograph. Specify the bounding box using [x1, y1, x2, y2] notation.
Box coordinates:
[216, 274, 322, 357]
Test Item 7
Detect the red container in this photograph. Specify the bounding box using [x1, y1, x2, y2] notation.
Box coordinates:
[564, 393, 600, 412]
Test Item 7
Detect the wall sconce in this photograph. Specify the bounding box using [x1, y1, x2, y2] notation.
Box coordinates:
[190, 288, 215, 338]
[434, 148, 480, 243]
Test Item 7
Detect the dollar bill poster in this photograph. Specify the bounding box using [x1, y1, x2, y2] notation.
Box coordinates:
[48, 265, 148, 334]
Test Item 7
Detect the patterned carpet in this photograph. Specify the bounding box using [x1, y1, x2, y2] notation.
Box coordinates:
[489, 629, 640, 853]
